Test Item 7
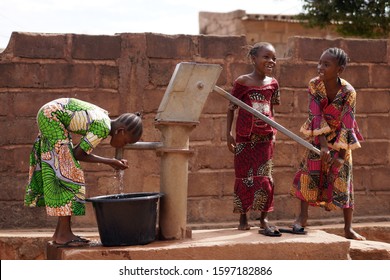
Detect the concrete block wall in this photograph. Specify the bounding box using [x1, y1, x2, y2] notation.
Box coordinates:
[199, 10, 348, 58]
[0, 33, 389, 230]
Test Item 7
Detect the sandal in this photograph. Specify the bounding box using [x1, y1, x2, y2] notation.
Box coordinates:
[279, 224, 307, 235]
[258, 226, 282, 237]
[75, 236, 90, 243]
[54, 239, 90, 248]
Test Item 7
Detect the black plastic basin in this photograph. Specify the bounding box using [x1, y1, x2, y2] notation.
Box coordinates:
[86, 192, 163, 246]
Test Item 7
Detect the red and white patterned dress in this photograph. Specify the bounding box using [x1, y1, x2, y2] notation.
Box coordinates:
[231, 79, 280, 213]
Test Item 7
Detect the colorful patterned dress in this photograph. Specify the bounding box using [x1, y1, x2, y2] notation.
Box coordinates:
[291, 77, 363, 210]
[231, 79, 280, 214]
[24, 98, 111, 216]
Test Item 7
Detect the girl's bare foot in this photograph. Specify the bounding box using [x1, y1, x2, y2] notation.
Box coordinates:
[345, 228, 366, 241]
[238, 214, 250, 230]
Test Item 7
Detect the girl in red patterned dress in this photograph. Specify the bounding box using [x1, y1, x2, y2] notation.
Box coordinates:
[288, 48, 365, 240]
[226, 42, 281, 236]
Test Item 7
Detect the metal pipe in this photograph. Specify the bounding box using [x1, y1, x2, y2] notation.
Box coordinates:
[213, 85, 320, 155]
[123, 141, 163, 150]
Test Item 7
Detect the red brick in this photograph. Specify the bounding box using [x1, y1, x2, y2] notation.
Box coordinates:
[354, 141, 389, 166]
[0, 201, 52, 229]
[190, 117, 219, 142]
[356, 90, 390, 114]
[143, 88, 165, 113]
[0, 92, 10, 116]
[191, 145, 233, 171]
[271, 195, 301, 220]
[353, 166, 371, 191]
[369, 166, 390, 192]
[370, 65, 390, 88]
[366, 116, 389, 139]
[149, 61, 177, 86]
[98, 65, 119, 89]
[279, 63, 317, 88]
[12, 32, 67, 59]
[187, 196, 234, 223]
[342, 39, 388, 63]
[0, 148, 14, 172]
[0, 118, 38, 145]
[287, 37, 343, 62]
[342, 65, 369, 89]
[0, 174, 29, 201]
[146, 34, 194, 59]
[43, 63, 95, 88]
[202, 90, 230, 115]
[277, 88, 295, 114]
[0, 63, 41, 88]
[296, 89, 311, 113]
[273, 141, 301, 167]
[355, 116, 367, 142]
[353, 193, 390, 217]
[188, 171, 224, 197]
[72, 34, 121, 60]
[220, 118, 229, 142]
[12, 146, 32, 173]
[199, 35, 247, 59]
[273, 167, 296, 195]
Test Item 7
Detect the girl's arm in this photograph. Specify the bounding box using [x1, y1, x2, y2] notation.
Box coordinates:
[73, 145, 129, 170]
[332, 148, 346, 169]
[319, 134, 330, 164]
[319, 135, 346, 169]
[226, 105, 236, 153]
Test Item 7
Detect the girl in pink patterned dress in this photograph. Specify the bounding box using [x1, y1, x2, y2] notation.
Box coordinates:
[226, 42, 281, 236]
[289, 48, 365, 240]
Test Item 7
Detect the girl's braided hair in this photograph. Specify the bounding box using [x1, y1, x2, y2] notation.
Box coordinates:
[324, 47, 349, 67]
[247, 42, 273, 58]
[116, 112, 143, 139]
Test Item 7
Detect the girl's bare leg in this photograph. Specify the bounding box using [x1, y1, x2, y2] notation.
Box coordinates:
[343, 208, 365, 240]
[53, 216, 79, 244]
[294, 200, 309, 227]
[238, 213, 250, 230]
[259, 211, 270, 229]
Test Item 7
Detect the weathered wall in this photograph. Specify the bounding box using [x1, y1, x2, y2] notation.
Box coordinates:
[199, 10, 348, 57]
[0, 32, 389, 230]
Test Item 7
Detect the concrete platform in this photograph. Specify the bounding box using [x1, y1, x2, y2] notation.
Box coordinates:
[47, 228, 351, 260]
[1, 222, 390, 260]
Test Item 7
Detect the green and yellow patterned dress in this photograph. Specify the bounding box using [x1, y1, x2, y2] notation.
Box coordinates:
[24, 98, 111, 216]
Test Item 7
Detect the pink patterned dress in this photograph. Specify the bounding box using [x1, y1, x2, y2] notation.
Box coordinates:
[231, 79, 280, 214]
[291, 77, 363, 210]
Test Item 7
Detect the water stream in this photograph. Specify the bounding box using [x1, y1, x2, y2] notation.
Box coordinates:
[117, 169, 125, 194]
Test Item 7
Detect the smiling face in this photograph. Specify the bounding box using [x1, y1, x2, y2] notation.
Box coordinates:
[317, 51, 344, 82]
[251, 44, 276, 76]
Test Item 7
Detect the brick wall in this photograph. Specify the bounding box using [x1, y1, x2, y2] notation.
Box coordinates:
[0, 32, 389, 230]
